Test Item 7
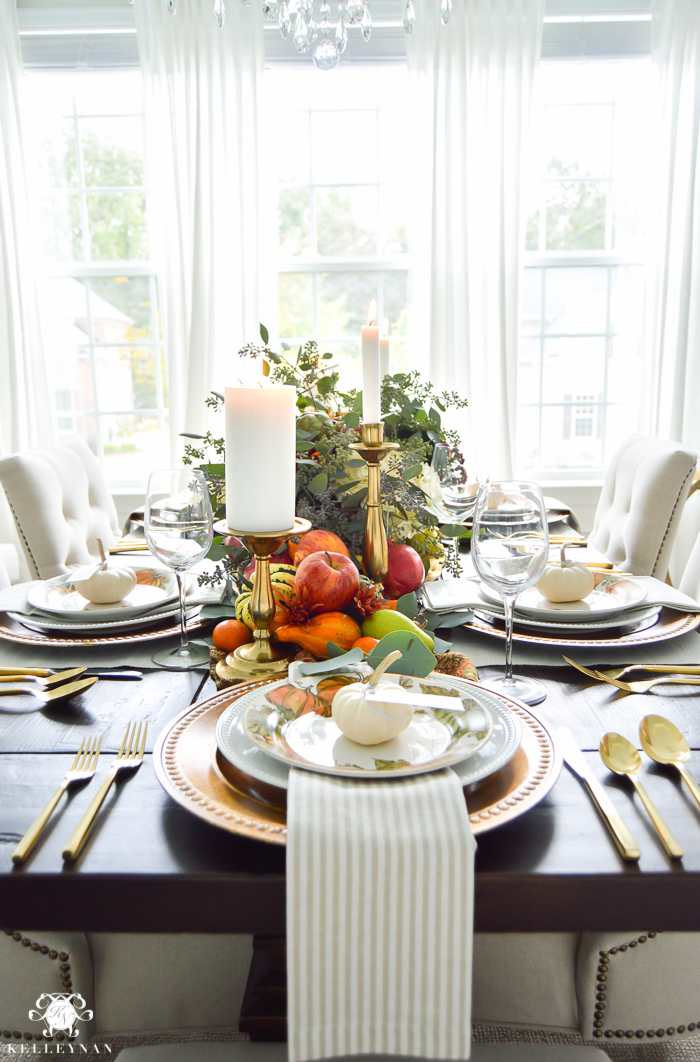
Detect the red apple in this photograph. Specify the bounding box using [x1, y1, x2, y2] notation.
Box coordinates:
[382, 543, 425, 599]
[294, 551, 360, 613]
[291, 529, 351, 566]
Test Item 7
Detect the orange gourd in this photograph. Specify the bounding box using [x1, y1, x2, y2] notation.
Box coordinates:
[275, 612, 361, 659]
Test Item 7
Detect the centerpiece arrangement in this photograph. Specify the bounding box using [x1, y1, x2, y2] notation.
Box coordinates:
[182, 321, 473, 682]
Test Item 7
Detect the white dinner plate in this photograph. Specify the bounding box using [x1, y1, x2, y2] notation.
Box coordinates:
[479, 571, 646, 622]
[474, 603, 662, 634]
[26, 564, 178, 621]
[10, 605, 201, 636]
[217, 673, 520, 787]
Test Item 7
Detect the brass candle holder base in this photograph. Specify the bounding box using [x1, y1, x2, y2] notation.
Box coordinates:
[349, 422, 399, 584]
[212, 516, 311, 683]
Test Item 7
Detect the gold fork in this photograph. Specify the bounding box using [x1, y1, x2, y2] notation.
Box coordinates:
[12, 736, 102, 865]
[62, 721, 147, 862]
[591, 672, 700, 694]
[563, 657, 700, 683]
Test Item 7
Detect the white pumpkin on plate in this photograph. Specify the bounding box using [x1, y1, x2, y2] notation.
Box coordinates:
[332, 650, 413, 745]
[73, 538, 137, 604]
[537, 543, 595, 603]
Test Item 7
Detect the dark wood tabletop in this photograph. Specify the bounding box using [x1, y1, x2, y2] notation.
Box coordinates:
[2, 631, 700, 935]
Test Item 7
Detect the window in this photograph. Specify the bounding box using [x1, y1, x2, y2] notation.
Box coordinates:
[517, 57, 652, 479]
[20, 69, 168, 488]
[264, 64, 413, 387]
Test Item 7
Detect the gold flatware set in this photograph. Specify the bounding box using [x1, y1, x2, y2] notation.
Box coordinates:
[11, 720, 147, 866]
[562, 657, 700, 860]
[0, 666, 142, 705]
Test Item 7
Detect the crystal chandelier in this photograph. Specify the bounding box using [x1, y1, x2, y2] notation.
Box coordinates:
[166, 0, 452, 70]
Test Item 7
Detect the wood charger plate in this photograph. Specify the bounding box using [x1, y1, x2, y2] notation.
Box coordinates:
[153, 677, 561, 846]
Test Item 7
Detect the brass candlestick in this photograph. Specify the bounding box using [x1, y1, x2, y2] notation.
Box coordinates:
[213, 516, 311, 683]
[349, 422, 399, 583]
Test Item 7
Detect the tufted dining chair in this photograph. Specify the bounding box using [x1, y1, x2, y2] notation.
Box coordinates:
[588, 434, 697, 579]
[0, 437, 120, 580]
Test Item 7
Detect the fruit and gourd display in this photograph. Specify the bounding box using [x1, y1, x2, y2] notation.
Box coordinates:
[215, 526, 429, 662]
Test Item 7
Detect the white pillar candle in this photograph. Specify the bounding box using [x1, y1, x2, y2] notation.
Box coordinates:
[225, 383, 297, 533]
[361, 300, 381, 423]
[379, 318, 390, 381]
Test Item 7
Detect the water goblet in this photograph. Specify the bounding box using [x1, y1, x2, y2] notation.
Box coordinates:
[471, 481, 549, 705]
[145, 468, 214, 669]
[430, 443, 475, 567]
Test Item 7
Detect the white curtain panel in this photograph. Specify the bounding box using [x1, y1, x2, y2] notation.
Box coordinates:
[649, 0, 700, 455]
[134, 0, 264, 457]
[0, 0, 51, 456]
[407, 0, 544, 479]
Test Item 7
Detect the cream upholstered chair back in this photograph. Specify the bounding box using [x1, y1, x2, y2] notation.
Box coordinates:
[588, 434, 697, 579]
[0, 437, 120, 580]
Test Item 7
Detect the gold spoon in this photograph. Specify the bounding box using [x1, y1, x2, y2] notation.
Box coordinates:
[640, 715, 700, 813]
[600, 732, 683, 860]
[0, 677, 98, 706]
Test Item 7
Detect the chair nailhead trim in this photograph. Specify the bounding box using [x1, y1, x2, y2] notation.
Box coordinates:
[0, 930, 75, 1043]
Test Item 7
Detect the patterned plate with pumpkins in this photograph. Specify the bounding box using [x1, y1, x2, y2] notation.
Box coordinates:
[480, 571, 646, 622]
[26, 564, 179, 621]
[237, 672, 495, 779]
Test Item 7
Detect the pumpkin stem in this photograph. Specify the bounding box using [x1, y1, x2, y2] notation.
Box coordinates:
[560, 542, 568, 567]
[96, 538, 107, 565]
[368, 649, 402, 687]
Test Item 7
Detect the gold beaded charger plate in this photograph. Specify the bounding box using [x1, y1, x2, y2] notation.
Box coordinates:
[237, 673, 495, 779]
[464, 607, 700, 649]
[0, 610, 208, 647]
[153, 677, 560, 844]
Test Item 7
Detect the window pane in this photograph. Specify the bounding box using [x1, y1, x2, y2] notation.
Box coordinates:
[93, 347, 137, 413]
[516, 406, 540, 472]
[88, 276, 154, 340]
[540, 405, 602, 471]
[73, 73, 143, 116]
[87, 192, 148, 260]
[315, 187, 378, 256]
[541, 337, 606, 404]
[521, 269, 542, 334]
[276, 113, 310, 184]
[38, 195, 83, 261]
[279, 273, 313, 336]
[545, 179, 607, 250]
[278, 188, 311, 255]
[517, 339, 541, 404]
[317, 271, 378, 336]
[383, 271, 411, 335]
[311, 111, 377, 185]
[379, 187, 409, 255]
[80, 118, 145, 188]
[544, 267, 608, 334]
[101, 414, 170, 484]
[544, 105, 612, 178]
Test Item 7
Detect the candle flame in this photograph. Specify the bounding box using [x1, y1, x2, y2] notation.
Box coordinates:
[381, 317, 389, 338]
[367, 300, 377, 326]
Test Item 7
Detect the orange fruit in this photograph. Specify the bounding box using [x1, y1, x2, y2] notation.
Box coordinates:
[212, 619, 254, 652]
[352, 636, 379, 654]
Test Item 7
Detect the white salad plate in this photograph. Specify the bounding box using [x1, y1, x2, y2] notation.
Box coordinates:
[217, 672, 520, 785]
[480, 571, 647, 622]
[10, 605, 201, 636]
[26, 565, 178, 621]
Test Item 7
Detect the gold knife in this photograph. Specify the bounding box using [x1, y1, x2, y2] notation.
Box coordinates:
[556, 726, 641, 862]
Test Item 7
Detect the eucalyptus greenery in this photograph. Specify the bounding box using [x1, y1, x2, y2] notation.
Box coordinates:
[182, 326, 469, 581]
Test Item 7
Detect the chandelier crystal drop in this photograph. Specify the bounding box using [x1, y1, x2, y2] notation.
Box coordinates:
[165, 0, 449, 67]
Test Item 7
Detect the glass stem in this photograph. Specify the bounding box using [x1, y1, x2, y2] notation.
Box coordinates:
[502, 592, 517, 683]
[176, 571, 189, 654]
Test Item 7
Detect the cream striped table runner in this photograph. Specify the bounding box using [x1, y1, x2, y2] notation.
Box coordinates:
[287, 767, 476, 1062]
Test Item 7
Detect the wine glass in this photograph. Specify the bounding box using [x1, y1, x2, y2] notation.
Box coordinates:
[471, 481, 549, 705]
[145, 468, 214, 669]
[430, 443, 475, 568]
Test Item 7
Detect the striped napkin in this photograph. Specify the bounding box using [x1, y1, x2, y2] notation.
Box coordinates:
[287, 767, 476, 1062]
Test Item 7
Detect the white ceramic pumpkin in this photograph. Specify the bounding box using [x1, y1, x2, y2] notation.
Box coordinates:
[74, 565, 137, 604]
[332, 650, 413, 746]
[537, 543, 595, 603]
